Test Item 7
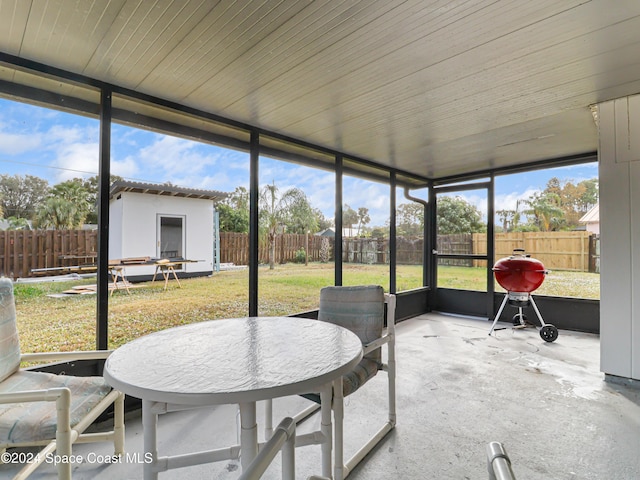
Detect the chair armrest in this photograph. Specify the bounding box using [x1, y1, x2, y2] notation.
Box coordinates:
[362, 335, 391, 356]
[0, 387, 70, 405]
[20, 350, 113, 363]
[384, 293, 396, 331]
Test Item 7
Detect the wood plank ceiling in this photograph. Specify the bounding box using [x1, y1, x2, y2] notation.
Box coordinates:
[2, 0, 640, 180]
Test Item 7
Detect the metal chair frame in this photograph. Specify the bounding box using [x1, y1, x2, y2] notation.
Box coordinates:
[266, 288, 396, 480]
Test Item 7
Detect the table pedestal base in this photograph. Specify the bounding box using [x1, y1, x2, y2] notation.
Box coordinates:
[141, 386, 334, 479]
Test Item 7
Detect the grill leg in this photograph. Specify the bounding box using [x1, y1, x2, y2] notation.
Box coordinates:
[489, 294, 509, 336]
[528, 296, 546, 327]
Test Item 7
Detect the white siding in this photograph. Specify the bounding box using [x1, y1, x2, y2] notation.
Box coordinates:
[109, 194, 125, 260]
[598, 95, 640, 381]
[109, 192, 214, 277]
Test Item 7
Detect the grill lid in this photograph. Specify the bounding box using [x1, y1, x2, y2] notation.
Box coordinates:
[493, 249, 547, 293]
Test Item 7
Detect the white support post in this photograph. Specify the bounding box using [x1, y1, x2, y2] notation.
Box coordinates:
[386, 294, 397, 426]
[264, 399, 273, 439]
[239, 402, 258, 471]
[114, 391, 125, 455]
[281, 419, 296, 480]
[333, 377, 345, 480]
[142, 399, 159, 480]
[319, 384, 333, 479]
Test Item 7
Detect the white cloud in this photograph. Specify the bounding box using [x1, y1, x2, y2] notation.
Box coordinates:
[306, 175, 335, 215]
[134, 135, 223, 179]
[494, 188, 539, 212]
[111, 157, 140, 180]
[343, 178, 390, 226]
[47, 124, 86, 144]
[0, 131, 41, 154]
[53, 142, 100, 182]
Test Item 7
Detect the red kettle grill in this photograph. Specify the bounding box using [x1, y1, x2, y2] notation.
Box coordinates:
[488, 249, 558, 342]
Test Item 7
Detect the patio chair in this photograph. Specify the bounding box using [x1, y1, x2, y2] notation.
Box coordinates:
[0, 277, 125, 480]
[268, 285, 396, 480]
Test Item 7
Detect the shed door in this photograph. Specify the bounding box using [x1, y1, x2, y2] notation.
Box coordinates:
[157, 215, 185, 260]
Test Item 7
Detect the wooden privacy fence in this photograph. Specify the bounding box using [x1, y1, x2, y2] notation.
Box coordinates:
[0, 230, 98, 279]
[222, 235, 424, 266]
[1, 229, 598, 279]
[437, 234, 473, 266]
[220, 232, 327, 265]
[1, 230, 329, 279]
[472, 231, 595, 272]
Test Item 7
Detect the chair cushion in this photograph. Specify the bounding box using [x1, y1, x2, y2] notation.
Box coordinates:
[302, 357, 380, 403]
[0, 278, 21, 383]
[319, 285, 384, 366]
[0, 370, 112, 444]
[318, 285, 385, 397]
[342, 358, 380, 397]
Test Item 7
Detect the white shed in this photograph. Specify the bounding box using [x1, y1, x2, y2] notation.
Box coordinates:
[109, 181, 228, 280]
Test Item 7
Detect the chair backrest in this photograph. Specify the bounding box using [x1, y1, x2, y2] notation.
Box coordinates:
[318, 285, 384, 364]
[0, 277, 21, 382]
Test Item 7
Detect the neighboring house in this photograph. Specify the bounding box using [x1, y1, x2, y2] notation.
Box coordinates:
[579, 204, 600, 234]
[109, 181, 228, 280]
[316, 228, 335, 237]
[315, 227, 358, 238]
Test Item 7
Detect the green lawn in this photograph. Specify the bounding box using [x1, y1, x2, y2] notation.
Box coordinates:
[14, 263, 599, 355]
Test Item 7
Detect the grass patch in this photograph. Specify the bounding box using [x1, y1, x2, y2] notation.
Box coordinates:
[14, 263, 599, 354]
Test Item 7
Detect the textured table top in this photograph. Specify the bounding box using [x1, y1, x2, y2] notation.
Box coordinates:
[104, 317, 363, 405]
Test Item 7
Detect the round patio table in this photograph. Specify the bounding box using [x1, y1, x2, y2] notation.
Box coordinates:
[104, 316, 363, 479]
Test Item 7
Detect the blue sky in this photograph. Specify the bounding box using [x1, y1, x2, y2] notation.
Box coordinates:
[0, 98, 598, 226]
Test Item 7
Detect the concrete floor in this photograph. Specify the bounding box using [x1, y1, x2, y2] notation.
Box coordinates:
[3, 313, 639, 479]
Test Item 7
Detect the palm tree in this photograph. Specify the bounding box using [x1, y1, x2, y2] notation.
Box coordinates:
[523, 192, 564, 231]
[259, 182, 314, 269]
[35, 197, 78, 229]
[356, 207, 370, 236]
[342, 204, 358, 237]
[34, 181, 91, 229]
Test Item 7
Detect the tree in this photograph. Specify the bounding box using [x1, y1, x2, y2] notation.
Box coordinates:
[76, 175, 123, 224]
[525, 177, 599, 230]
[396, 203, 424, 236]
[0, 174, 49, 220]
[218, 186, 249, 233]
[554, 178, 598, 227]
[5, 216, 30, 230]
[496, 200, 522, 232]
[522, 191, 564, 231]
[437, 196, 485, 234]
[285, 193, 318, 234]
[34, 181, 91, 229]
[342, 204, 358, 236]
[578, 178, 598, 210]
[259, 182, 315, 269]
[370, 226, 388, 238]
[313, 208, 333, 232]
[356, 207, 370, 236]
